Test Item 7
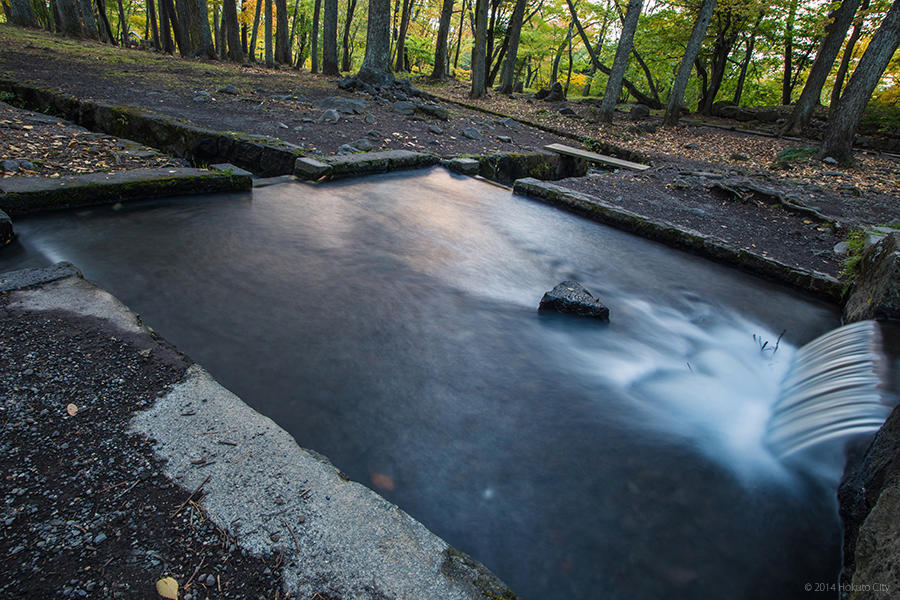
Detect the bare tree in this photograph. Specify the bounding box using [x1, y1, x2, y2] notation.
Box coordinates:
[662, 0, 716, 125]
[341, 0, 359, 71]
[357, 0, 393, 84]
[782, 0, 862, 135]
[830, 0, 871, 114]
[469, 0, 488, 98]
[598, 0, 643, 122]
[820, 0, 900, 163]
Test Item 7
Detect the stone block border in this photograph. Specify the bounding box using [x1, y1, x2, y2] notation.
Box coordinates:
[444, 151, 588, 185]
[0, 78, 305, 176]
[0, 167, 252, 216]
[294, 150, 440, 181]
[513, 177, 843, 303]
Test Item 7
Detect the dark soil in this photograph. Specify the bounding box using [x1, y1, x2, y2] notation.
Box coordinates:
[0, 102, 181, 178]
[0, 297, 287, 599]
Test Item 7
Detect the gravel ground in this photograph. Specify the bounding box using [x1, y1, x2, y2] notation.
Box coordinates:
[0, 294, 288, 600]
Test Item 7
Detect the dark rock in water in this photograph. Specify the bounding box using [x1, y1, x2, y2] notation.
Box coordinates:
[543, 82, 565, 102]
[0, 210, 13, 247]
[844, 231, 900, 322]
[838, 405, 900, 594]
[629, 104, 650, 121]
[539, 281, 609, 320]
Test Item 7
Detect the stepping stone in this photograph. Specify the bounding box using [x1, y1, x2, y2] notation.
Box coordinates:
[539, 280, 609, 321]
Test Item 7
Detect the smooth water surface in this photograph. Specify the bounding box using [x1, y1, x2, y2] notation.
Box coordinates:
[0, 168, 873, 599]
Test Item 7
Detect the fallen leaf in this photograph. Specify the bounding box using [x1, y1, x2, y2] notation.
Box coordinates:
[66, 403, 78, 417]
[156, 577, 178, 599]
[370, 472, 395, 492]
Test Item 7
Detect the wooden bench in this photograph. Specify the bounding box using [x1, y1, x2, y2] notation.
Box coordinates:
[544, 143, 650, 172]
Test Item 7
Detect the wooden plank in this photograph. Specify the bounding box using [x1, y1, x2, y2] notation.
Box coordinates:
[543, 143, 650, 171]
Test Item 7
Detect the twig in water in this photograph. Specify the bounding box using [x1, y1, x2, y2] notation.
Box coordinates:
[686, 362, 693, 372]
[773, 329, 786, 354]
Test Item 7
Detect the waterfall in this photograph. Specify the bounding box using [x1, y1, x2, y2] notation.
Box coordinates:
[766, 320, 892, 458]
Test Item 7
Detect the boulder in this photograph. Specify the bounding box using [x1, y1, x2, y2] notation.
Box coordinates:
[629, 104, 651, 121]
[218, 83, 238, 95]
[1, 159, 20, 173]
[843, 231, 900, 322]
[838, 405, 900, 595]
[538, 281, 609, 321]
[558, 106, 577, 117]
[534, 88, 550, 100]
[349, 138, 374, 152]
[419, 102, 449, 121]
[543, 82, 565, 102]
[496, 117, 521, 130]
[0, 210, 13, 247]
[392, 101, 416, 116]
[317, 96, 369, 114]
[444, 157, 480, 175]
[462, 127, 483, 141]
[428, 125, 443, 135]
[319, 109, 341, 124]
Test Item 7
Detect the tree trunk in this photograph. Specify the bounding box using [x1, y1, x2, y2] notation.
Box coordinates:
[250, 0, 262, 60]
[393, 0, 413, 72]
[453, 0, 466, 71]
[357, 0, 392, 84]
[341, 0, 358, 71]
[497, 0, 524, 92]
[275, 0, 290, 63]
[783, 0, 862, 135]
[55, 0, 83, 36]
[662, 0, 716, 125]
[699, 9, 743, 115]
[311, 0, 321, 71]
[213, 2, 221, 54]
[821, 0, 900, 163]
[599, 0, 643, 122]
[158, 0, 173, 51]
[161, 0, 190, 54]
[733, 12, 763, 105]
[564, 21, 574, 94]
[550, 30, 567, 84]
[565, 0, 659, 108]
[242, 0, 248, 53]
[782, 0, 798, 104]
[322, 0, 338, 72]
[830, 0, 870, 115]
[296, 12, 309, 67]
[79, 0, 99, 38]
[191, 0, 216, 57]
[469, 0, 488, 97]
[265, 0, 274, 66]
[173, 0, 191, 48]
[223, 0, 243, 60]
[148, 0, 161, 48]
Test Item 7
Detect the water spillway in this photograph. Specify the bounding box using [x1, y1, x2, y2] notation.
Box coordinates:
[0, 168, 895, 600]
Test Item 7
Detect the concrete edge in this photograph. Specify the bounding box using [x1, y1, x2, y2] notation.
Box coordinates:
[294, 150, 440, 182]
[0, 78, 306, 176]
[2, 265, 518, 600]
[512, 177, 843, 303]
[0, 167, 252, 216]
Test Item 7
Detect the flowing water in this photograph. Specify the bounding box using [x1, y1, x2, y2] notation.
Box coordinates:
[1, 168, 895, 600]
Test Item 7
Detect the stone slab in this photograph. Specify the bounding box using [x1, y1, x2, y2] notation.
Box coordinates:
[513, 178, 842, 303]
[211, 162, 253, 178]
[324, 150, 440, 180]
[0, 261, 82, 292]
[543, 143, 650, 171]
[294, 157, 332, 180]
[0, 167, 252, 216]
[445, 157, 481, 175]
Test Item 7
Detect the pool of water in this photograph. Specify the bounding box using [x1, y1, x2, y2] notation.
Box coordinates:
[0, 168, 874, 599]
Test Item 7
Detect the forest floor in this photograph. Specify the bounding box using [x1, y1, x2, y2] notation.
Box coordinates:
[1, 25, 898, 280]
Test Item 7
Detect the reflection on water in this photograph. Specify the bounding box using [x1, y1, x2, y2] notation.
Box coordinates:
[0, 168, 888, 600]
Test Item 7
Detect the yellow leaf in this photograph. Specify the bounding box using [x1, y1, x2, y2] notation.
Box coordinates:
[156, 577, 178, 600]
[66, 403, 78, 417]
